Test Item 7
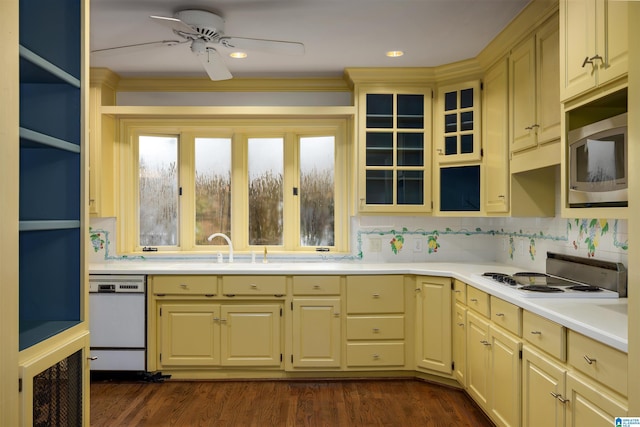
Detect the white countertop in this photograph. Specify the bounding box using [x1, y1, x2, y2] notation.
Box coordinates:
[90, 260, 628, 352]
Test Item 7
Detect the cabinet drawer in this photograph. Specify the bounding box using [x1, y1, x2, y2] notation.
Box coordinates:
[293, 276, 340, 295]
[523, 311, 566, 361]
[346, 316, 404, 340]
[152, 275, 217, 295]
[222, 275, 286, 295]
[346, 276, 404, 314]
[491, 296, 522, 336]
[466, 286, 490, 317]
[453, 280, 466, 304]
[568, 331, 628, 395]
[346, 343, 405, 367]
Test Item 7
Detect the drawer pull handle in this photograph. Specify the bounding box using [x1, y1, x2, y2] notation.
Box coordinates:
[88, 356, 98, 361]
[372, 293, 380, 298]
[457, 323, 465, 327]
[470, 298, 478, 302]
[180, 284, 188, 289]
[550, 392, 569, 403]
[334, 312, 340, 317]
[495, 313, 504, 317]
[583, 355, 597, 365]
[372, 354, 380, 360]
[250, 284, 257, 289]
[480, 340, 491, 346]
[213, 317, 220, 322]
[313, 285, 321, 289]
[372, 328, 380, 333]
[530, 331, 542, 335]
[453, 290, 461, 293]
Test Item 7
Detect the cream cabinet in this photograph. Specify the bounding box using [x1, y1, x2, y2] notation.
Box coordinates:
[483, 57, 510, 213]
[414, 276, 452, 374]
[452, 301, 467, 386]
[559, 0, 628, 101]
[522, 345, 566, 427]
[291, 276, 341, 368]
[356, 86, 432, 213]
[565, 371, 628, 426]
[466, 310, 491, 408]
[345, 276, 405, 368]
[158, 302, 221, 367]
[435, 80, 482, 163]
[509, 14, 560, 170]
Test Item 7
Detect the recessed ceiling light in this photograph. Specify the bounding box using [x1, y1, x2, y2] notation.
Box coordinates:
[230, 52, 247, 59]
[386, 50, 404, 58]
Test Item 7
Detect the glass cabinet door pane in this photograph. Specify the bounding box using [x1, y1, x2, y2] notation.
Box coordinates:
[461, 135, 474, 154]
[397, 94, 424, 128]
[397, 133, 424, 166]
[397, 171, 423, 205]
[366, 170, 393, 204]
[460, 88, 474, 108]
[460, 111, 474, 131]
[445, 114, 457, 133]
[366, 94, 393, 128]
[366, 132, 393, 166]
[445, 136, 458, 155]
[445, 91, 457, 111]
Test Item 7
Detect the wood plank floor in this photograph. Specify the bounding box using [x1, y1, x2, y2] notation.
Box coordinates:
[90, 378, 494, 427]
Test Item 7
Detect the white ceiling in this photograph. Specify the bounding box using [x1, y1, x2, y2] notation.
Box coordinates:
[90, 0, 531, 79]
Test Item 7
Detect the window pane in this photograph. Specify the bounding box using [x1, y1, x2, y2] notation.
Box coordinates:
[195, 138, 232, 245]
[139, 135, 178, 246]
[300, 136, 335, 247]
[248, 138, 283, 246]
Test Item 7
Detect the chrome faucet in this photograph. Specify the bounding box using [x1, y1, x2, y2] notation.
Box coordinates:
[207, 233, 234, 263]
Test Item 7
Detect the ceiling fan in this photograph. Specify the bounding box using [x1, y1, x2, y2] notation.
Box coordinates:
[91, 9, 305, 81]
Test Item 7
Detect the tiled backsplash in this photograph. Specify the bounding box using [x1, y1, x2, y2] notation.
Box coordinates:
[90, 215, 628, 270]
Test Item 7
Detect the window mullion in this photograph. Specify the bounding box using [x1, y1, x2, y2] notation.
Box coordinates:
[283, 132, 299, 251]
[180, 132, 195, 250]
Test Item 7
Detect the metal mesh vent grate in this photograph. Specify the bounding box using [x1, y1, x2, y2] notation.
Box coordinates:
[33, 349, 83, 427]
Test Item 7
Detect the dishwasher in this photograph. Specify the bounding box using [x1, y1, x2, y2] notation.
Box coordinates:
[89, 275, 146, 371]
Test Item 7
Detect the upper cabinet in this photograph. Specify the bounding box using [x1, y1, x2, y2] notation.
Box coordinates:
[509, 15, 561, 166]
[435, 81, 482, 163]
[559, 0, 628, 102]
[356, 86, 432, 213]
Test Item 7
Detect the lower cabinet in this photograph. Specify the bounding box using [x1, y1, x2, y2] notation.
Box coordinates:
[157, 302, 282, 368]
[565, 371, 628, 427]
[415, 276, 452, 374]
[291, 298, 341, 368]
[522, 345, 566, 427]
[467, 310, 522, 427]
[452, 301, 467, 385]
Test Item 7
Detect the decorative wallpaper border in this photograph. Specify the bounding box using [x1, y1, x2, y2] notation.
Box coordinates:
[355, 219, 628, 260]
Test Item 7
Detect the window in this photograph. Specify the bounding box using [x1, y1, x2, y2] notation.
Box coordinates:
[121, 119, 348, 253]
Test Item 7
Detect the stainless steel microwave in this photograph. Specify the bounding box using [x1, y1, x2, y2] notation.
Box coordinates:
[568, 112, 628, 207]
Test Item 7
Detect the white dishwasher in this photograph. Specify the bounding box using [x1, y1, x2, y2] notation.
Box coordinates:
[89, 275, 146, 371]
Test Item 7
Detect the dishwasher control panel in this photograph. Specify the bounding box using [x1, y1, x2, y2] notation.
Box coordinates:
[89, 275, 146, 293]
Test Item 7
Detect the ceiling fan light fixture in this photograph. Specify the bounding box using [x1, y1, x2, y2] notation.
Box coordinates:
[386, 50, 404, 58]
[230, 51, 247, 59]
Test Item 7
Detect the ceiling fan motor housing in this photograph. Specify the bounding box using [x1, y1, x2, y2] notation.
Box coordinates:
[175, 10, 225, 40]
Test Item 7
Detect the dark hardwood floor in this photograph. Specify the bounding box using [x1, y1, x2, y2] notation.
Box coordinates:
[90, 377, 494, 427]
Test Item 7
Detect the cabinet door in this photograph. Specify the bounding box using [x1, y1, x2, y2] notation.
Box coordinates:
[358, 88, 432, 213]
[292, 299, 341, 368]
[466, 310, 490, 409]
[415, 277, 452, 374]
[158, 303, 220, 367]
[489, 326, 522, 427]
[437, 81, 481, 162]
[510, 36, 537, 153]
[483, 57, 509, 213]
[220, 304, 281, 367]
[596, 0, 628, 87]
[560, 0, 597, 100]
[565, 371, 628, 427]
[452, 302, 467, 386]
[522, 345, 566, 427]
[536, 17, 561, 145]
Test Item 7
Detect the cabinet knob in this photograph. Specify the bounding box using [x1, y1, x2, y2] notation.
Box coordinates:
[583, 355, 597, 365]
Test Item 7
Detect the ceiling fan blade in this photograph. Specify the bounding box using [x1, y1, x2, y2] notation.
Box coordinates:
[91, 40, 186, 56]
[150, 15, 198, 36]
[197, 48, 232, 81]
[219, 37, 305, 55]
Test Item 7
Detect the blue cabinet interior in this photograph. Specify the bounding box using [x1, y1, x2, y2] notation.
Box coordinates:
[18, 0, 82, 350]
[440, 165, 481, 211]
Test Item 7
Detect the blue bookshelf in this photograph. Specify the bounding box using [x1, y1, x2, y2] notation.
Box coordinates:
[18, 0, 83, 351]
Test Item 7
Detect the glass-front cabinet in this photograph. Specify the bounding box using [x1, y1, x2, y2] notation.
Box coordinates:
[435, 81, 481, 163]
[358, 88, 432, 213]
